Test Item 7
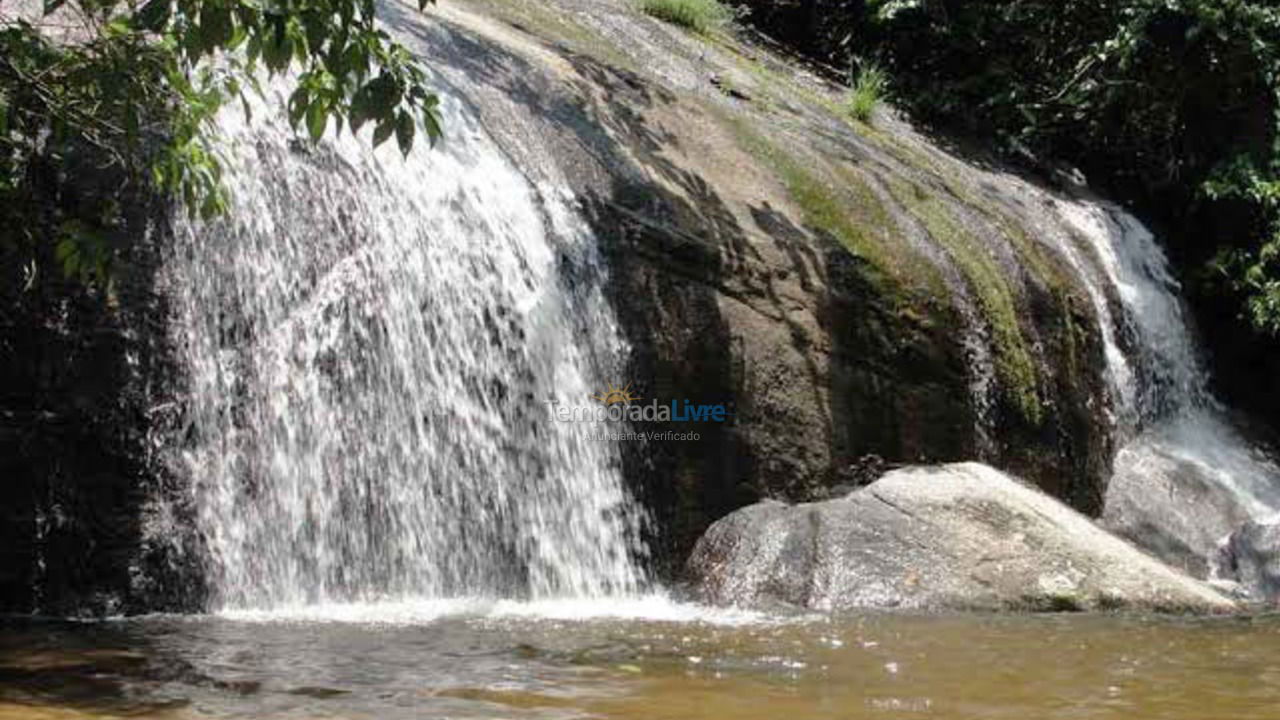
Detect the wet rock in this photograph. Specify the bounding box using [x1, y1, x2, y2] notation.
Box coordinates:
[1102, 445, 1251, 580]
[0, 152, 205, 616]
[1101, 418, 1280, 580]
[689, 462, 1234, 613]
[1215, 519, 1280, 604]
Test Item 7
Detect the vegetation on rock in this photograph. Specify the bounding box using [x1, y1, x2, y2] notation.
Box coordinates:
[844, 63, 885, 124]
[640, 0, 733, 35]
[731, 0, 1280, 423]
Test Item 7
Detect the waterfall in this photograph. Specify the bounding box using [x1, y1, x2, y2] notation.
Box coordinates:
[1055, 201, 1280, 573]
[160, 81, 647, 610]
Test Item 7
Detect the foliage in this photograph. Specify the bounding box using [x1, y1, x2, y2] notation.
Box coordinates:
[1204, 154, 1280, 334]
[640, 0, 733, 35]
[732, 0, 1280, 337]
[1, 0, 443, 287]
[845, 64, 885, 123]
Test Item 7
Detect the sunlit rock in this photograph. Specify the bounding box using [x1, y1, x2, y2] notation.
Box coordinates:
[689, 462, 1234, 613]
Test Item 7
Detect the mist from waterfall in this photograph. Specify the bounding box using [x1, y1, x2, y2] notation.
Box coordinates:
[161, 81, 647, 611]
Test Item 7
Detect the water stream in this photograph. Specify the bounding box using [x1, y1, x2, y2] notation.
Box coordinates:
[5, 612, 1280, 720]
[161, 81, 646, 610]
[1055, 201, 1280, 569]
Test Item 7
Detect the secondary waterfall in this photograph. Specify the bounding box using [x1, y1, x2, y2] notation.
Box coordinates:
[1056, 201, 1280, 573]
[161, 82, 647, 610]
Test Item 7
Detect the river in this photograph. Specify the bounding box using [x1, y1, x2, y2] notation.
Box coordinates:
[4, 605, 1280, 719]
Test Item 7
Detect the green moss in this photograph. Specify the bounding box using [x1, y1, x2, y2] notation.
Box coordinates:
[639, 0, 733, 35]
[885, 177, 1044, 425]
[722, 117, 931, 294]
[865, 131, 1081, 298]
[464, 0, 636, 70]
[782, 160, 888, 270]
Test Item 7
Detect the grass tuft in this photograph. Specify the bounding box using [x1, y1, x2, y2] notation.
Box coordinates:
[640, 0, 733, 35]
[846, 65, 888, 124]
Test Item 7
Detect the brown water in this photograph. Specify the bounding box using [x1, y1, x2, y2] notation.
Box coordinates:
[3, 606, 1279, 720]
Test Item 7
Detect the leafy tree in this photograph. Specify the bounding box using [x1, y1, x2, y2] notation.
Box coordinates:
[1, 0, 442, 286]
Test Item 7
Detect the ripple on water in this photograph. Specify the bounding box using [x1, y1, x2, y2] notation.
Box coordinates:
[4, 613, 1280, 719]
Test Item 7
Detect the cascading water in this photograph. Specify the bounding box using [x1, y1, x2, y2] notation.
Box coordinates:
[161, 80, 647, 610]
[1055, 200, 1280, 574]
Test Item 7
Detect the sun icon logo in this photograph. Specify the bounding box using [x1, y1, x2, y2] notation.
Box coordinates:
[593, 382, 641, 405]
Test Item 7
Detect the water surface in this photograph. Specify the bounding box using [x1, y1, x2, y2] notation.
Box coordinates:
[4, 606, 1278, 719]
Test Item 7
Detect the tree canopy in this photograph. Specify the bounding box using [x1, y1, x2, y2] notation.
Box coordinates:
[1, 0, 441, 285]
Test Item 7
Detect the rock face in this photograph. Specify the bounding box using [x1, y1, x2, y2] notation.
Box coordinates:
[1102, 440, 1253, 579]
[424, 0, 1115, 571]
[689, 463, 1234, 613]
[1215, 519, 1280, 604]
[0, 180, 204, 615]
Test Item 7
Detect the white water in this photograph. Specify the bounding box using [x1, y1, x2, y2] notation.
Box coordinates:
[1056, 201, 1280, 567]
[213, 593, 779, 626]
[162, 82, 647, 610]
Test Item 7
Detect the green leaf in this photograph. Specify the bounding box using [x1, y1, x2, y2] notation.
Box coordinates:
[134, 0, 171, 32]
[198, 4, 234, 52]
[343, 43, 369, 80]
[302, 10, 329, 53]
[349, 94, 370, 133]
[105, 17, 131, 37]
[55, 230, 85, 279]
[227, 21, 248, 51]
[358, 74, 402, 116]
[124, 107, 139, 144]
[42, 0, 66, 16]
[288, 85, 310, 127]
[421, 100, 443, 145]
[394, 110, 414, 156]
[306, 100, 328, 142]
[288, 19, 308, 63]
[262, 14, 292, 71]
[372, 117, 395, 149]
[54, 237, 76, 263]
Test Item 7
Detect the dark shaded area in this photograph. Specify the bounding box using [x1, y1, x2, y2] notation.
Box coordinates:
[754, 202, 974, 475]
[1001, 271, 1112, 515]
[0, 153, 204, 616]
[560, 55, 757, 577]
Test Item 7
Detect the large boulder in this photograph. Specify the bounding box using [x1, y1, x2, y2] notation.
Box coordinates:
[1214, 518, 1280, 604]
[688, 463, 1234, 613]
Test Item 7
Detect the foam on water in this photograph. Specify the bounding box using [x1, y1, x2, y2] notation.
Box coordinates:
[214, 594, 779, 626]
